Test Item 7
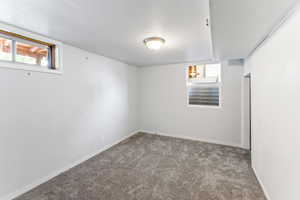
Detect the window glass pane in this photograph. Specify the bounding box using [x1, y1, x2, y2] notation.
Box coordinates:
[0, 37, 12, 61]
[206, 64, 219, 77]
[188, 65, 205, 79]
[16, 41, 49, 66]
[188, 64, 221, 83]
[206, 63, 221, 82]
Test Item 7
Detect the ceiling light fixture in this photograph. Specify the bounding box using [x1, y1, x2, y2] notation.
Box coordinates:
[143, 37, 165, 50]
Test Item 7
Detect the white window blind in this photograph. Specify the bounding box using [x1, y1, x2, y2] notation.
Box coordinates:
[188, 86, 220, 106]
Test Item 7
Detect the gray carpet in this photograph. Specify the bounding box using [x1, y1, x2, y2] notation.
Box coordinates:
[15, 133, 266, 200]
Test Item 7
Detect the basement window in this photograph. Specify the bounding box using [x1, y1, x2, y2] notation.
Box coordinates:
[187, 63, 221, 107]
[0, 28, 60, 73]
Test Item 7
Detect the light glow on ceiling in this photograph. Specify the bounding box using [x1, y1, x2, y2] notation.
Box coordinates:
[143, 37, 165, 50]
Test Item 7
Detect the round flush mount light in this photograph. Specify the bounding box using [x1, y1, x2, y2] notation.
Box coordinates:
[143, 37, 165, 50]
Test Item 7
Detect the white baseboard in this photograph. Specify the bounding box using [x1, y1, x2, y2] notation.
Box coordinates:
[252, 165, 270, 200]
[1, 130, 139, 200]
[139, 129, 243, 149]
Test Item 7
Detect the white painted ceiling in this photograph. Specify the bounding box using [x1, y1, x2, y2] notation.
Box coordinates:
[0, 0, 212, 66]
[0, 0, 298, 66]
[210, 0, 299, 60]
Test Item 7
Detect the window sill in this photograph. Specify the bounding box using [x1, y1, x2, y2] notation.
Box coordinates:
[0, 61, 62, 75]
[187, 104, 222, 109]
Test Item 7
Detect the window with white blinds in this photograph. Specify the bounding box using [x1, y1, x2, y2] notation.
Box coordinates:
[188, 86, 220, 106]
[187, 63, 221, 107]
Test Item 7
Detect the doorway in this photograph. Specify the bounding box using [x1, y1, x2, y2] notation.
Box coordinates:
[243, 74, 252, 153]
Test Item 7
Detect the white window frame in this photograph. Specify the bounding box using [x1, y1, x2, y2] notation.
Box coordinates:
[186, 62, 222, 108]
[0, 23, 63, 74]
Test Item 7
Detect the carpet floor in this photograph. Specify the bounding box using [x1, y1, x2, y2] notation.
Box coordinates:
[15, 133, 266, 200]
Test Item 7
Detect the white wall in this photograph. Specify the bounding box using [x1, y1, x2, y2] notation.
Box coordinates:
[139, 61, 243, 147]
[0, 44, 139, 199]
[244, 6, 300, 200]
